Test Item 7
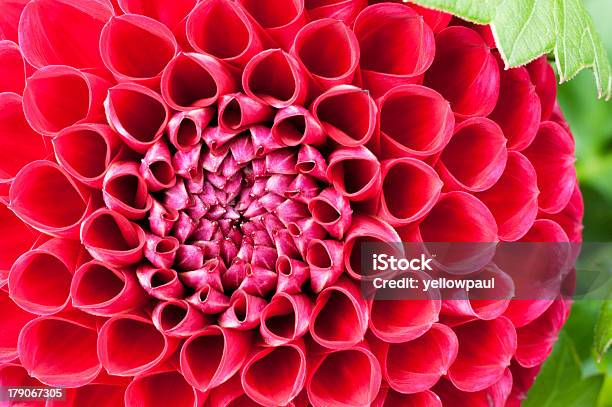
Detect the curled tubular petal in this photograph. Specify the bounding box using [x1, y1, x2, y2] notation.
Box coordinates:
[186, 0, 269, 67]
[161, 52, 238, 111]
[522, 121, 576, 214]
[311, 85, 377, 147]
[354, 3, 436, 97]
[136, 265, 185, 300]
[542, 184, 584, 242]
[515, 300, 567, 368]
[0, 289, 36, 363]
[242, 340, 307, 407]
[80, 208, 146, 266]
[343, 215, 402, 280]
[447, 317, 517, 392]
[100, 14, 178, 85]
[71, 260, 146, 316]
[187, 283, 230, 314]
[144, 234, 179, 269]
[18, 0, 114, 69]
[9, 237, 82, 315]
[0, 40, 28, 94]
[0, 0, 29, 43]
[104, 83, 170, 153]
[526, 56, 557, 120]
[0, 92, 48, 184]
[219, 289, 267, 330]
[309, 188, 352, 239]
[125, 370, 200, 407]
[272, 106, 325, 147]
[243, 48, 309, 108]
[437, 117, 508, 192]
[373, 323, 458, 393]
[307, 344, 381, 407]
[18, 314, 101, 387]
[309, 277, 368, 349]
[103, 161, 153, 220]
[48, 383, 128, 407]
[377, 84, 454, 159]
[0, 363, 43, 394]
[0, 203, 40, 286]
[425, 26, 499, 118]
[180, 325, 252, 392]
[53, 123, 123, 189]
[410, 3, 451, 33]
[378, 157, 442, 226]
[238, 0, 307, 49]
[260, 292, 312, 346]
[23, 65, 110, 135]
[292, 18, 359, 89]
[373, 388, 442, 407]
[140, 141, 177, 192]
[97, 314, 180, 376]
[304, 0, 367, 25]
[218, 93, 274, 133]
[152, 299, 210, 337]
[116, 0, 198, 31]
[167, 108, 214, 152]
[306, 238, 344, 293]
[327, 146, 381, 201]
[435, 368, 513, 407]
[276, 255, 310, 294]
[9, 160, 93, 239]
[476, 151, 539, 241]
[489, 66, 541, 150]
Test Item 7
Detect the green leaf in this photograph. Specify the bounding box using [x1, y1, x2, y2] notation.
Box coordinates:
[525, 332, 604, 407]
[410, 0, 612, 100]
[595, 300, 612, 362]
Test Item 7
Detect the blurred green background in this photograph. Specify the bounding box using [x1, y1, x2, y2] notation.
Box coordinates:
[525, 0, 612, 405]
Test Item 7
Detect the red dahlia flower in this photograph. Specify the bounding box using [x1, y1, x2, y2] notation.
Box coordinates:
[0, 0, 582, 406]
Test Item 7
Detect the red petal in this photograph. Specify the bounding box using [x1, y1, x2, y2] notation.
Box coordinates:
[152, 299, 210, 337]
[272, 106, 325, 147]
[292, 18, 359, 89]
[71, 260, 146, 316]
[0, 289, 36, 363]
[0, 203, 40, 285]
[489, 66, 541, 150]
[23, 65, 110, 135]
[447, 318, 516, 392]
[476, 151, 539, 241]
[238, 0, 307, 49]
[117, 0, 197, 31]
[378, 157, 442, 226]
[136, 264, 186, 300]
[260, 292, 312, 346]
[242, 340, 307, 406]
[307, 344, 381, 407]
[104, 83, 170, 153]
[218, 93, 274, 133]
[522, 121, 576, 214]
[275, 255, 310, 294]
[180, 325, 252, 392]
[344, 215, 402, 280]
[376, 84, 454, 159]
[304, 0, 367, 25]
[309, 277, 368, 349]
[0, 0, 29, 42]
[541, 183, 584, 242]
[140, 142, 177, 192]
[243, 48, 309, 108]
[53, 123, 123, 189]
[9, 237, 82, 315]
[186, 0, 269, 67]
[125, 370, 200, 407]
[162, 52, 239, 110]
[307, 238, 344, 292]
[9, 160, 93, 238]
[309, 187, 353, 239]
[144, 234, 179, 269]
[435, 368, 513, 407]
[327, 146, 381, 201]
[18, 314, 101, 387]
[219, 289, 267, 330]
[0, 92, 48, 183]
[49, 383, 127, 407]
[409, 3, 451, 33]
[425, 26, 499, 118]
[97, 314, 180, 376]
[0, 40, 28, 94]
[437, 117, 508, 192]
[102, 161, 153, 220]
[18, 0, 114, 69]
[354, 3, 435, 96]
[80, 208, 145, 266]
[187, 283, 230, 314]
[100, 14, 178, 85]
[373, 323, 458, 393]
[526, 56, 557, 120]
[311, 85, 377, 147]
[373, 388, 442, 407]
